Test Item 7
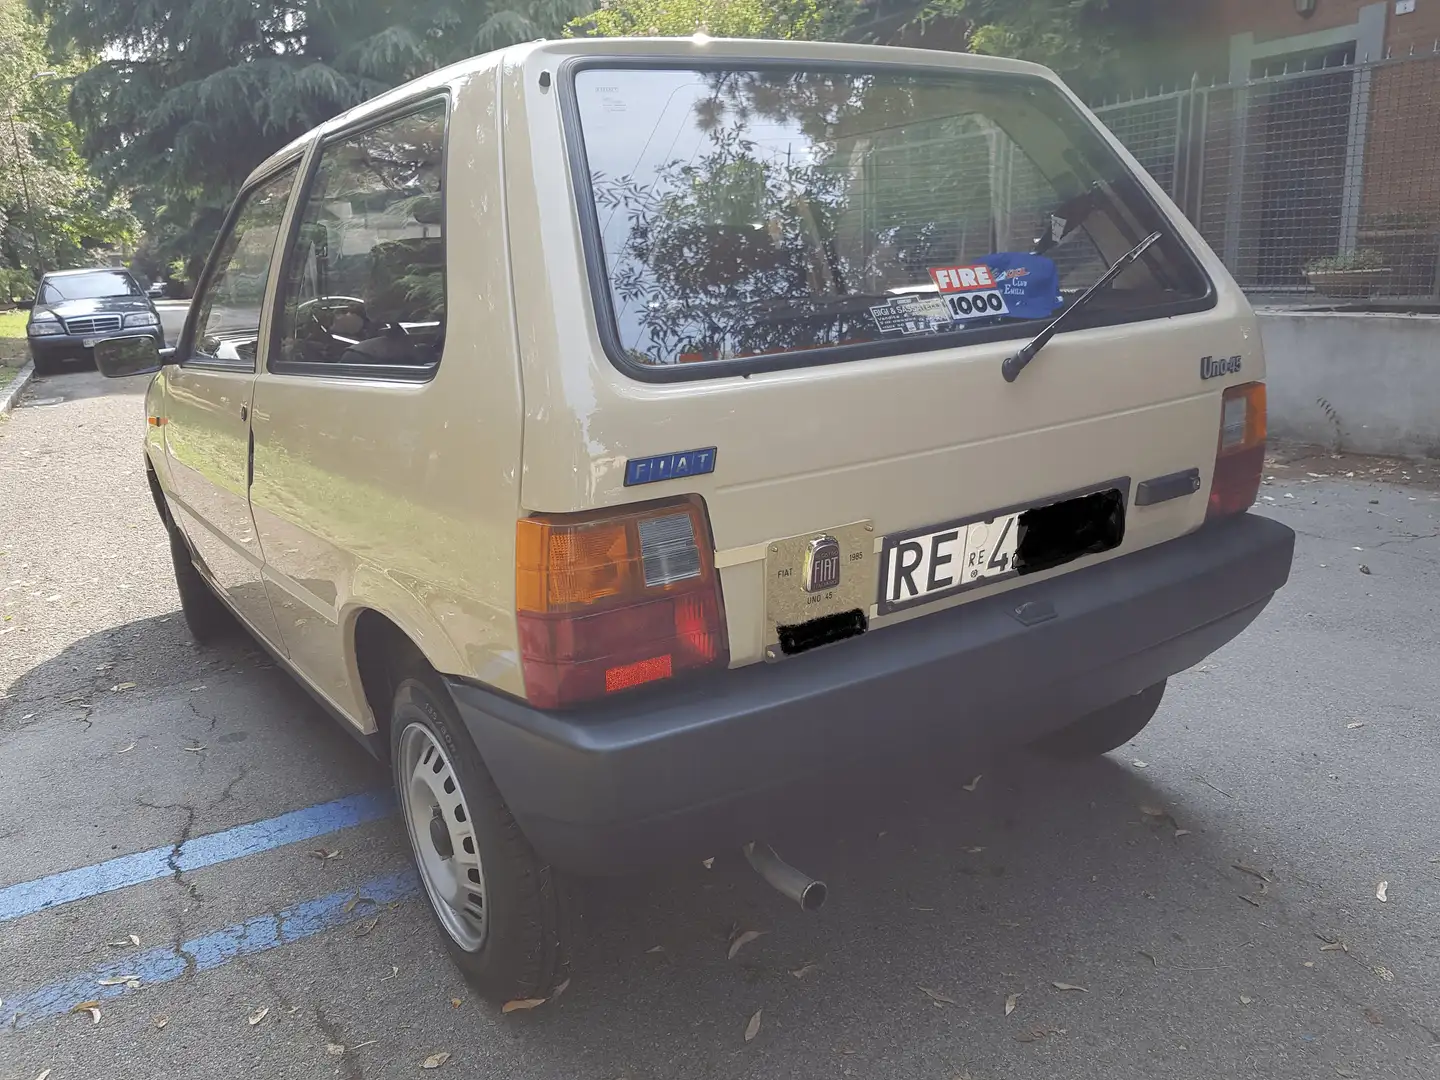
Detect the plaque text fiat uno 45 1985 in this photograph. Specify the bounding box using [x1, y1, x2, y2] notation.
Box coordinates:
[97, 37, 1295, 1002]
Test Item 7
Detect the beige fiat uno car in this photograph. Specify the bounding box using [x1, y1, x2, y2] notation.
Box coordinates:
[98, 36, 1295, 1002]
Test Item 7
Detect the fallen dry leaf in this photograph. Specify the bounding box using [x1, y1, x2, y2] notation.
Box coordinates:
[1359, 564, 1371, 575]
[918, 986, 957, 1005]
[701, 857, 714, 869]
[646, 945, 664, 954]
[355, 916, 380, 937]
[1376, 881, 1388, 903]
[450, 998, 462, 1009]
[153, 1015, 168, 1030]
[247, 1006, 268, 1026]
[117, 742, 135, 754]
[963, 846, 985, 854]
[1304, 961, 1315, 968]
[1373, 965, 1394, 982]
[421, 1052, 451, 1069]
[1239, 894, 1262, 907]
[182, 744, 206, 753]
[342, 894, 373, 914]
[113, 682, 136, 691]
[97, 976, 141, 988]
[1232, 863, 1272, 883]
[381, 965, 399, 981]
[1014, 1026, 1066, 1043]
[1132, 760, 1149, 769]
[130, 934, 141, 947]
[744, 1009, 762, 1042]
[1174, 829, 1192, 838]
[551, 978, 570, 1002]
[311, 848, 341, 861]
[501, 998, 546, 1014]
[70, 1000, 100, 1022]
[1004, 992, 1020, 1016]
[962, 774, 983, 792]
[1051, 982, 1087, 993]
[327, 1044, 345, 1056]
[728, 929, 766, 960]
[34, 1070, 52, 1080]
[1346, 722, 1366, 730]
[1138, 950, 1158, 968]
[1320, 941, 1348, 953]
[790, 963, 818, 979]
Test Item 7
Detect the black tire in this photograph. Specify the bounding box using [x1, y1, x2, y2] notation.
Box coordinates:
[30, 353, 59, 377]
[390, 676, 571, 1004]
[168, 527, 236, 643]
[1031, 680, 1167, 759]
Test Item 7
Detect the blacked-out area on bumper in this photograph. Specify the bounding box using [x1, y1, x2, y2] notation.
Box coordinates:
[448, 512, 1295, 875]
[29, 329, 164, 365]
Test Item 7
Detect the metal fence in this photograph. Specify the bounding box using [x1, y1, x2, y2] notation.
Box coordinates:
[1093, 46, 1440, 307]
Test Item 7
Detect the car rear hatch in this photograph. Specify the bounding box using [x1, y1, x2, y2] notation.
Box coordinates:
[504, 40, 1266, 698]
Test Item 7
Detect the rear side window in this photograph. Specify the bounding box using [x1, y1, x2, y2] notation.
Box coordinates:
[272, 100, 447, 377]
[568, 65, 1212, 374]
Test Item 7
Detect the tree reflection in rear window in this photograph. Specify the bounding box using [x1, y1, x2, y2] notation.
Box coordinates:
[569, 65, 1211, 372]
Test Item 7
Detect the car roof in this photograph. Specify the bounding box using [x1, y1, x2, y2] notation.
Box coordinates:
[42, 268, 132, 279]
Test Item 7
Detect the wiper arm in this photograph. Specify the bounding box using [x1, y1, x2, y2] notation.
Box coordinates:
[1001, 230, 1164, 384]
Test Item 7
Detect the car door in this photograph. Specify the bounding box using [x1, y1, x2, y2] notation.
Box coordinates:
[249, 100, 449, 722]
[163, 162, 302, 648]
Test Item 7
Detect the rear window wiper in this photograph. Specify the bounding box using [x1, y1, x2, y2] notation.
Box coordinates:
[1001, 230, 1163, 384]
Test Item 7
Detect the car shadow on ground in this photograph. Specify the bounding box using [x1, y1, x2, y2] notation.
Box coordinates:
[7, 611, 1326, 1076]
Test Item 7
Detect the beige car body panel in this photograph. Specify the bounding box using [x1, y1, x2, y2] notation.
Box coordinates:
[147, 38, 1263, 735]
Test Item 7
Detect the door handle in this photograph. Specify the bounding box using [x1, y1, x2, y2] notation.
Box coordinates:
[240, 404, 248, 421]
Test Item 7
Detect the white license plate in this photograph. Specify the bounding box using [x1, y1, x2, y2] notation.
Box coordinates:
[82, 337, 98, 349]
[880, 512, 1020, 612]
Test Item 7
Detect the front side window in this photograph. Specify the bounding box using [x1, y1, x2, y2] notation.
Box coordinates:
[40, 271, 141, 303]
[272, 101, 446, 375]
[571, 66, 1211, 372]
[188, 165, 300, 367]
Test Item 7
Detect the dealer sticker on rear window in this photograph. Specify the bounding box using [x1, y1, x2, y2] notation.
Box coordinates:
[929, 263, 1012, 321]
[869, 294, 953, 335]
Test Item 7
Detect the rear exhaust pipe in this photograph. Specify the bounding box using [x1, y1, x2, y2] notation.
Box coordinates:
[743, 841, 827, 912]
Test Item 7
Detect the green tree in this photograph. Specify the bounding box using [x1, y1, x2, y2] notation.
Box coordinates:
[1, 0, 132, 295]
[32, 0, 595, 283]
[574, 0, 853, 40]
[905, 1, 1175, 96]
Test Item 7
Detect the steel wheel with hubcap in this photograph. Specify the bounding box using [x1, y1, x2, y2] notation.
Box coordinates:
[388, 676, 572, 1002]
[397, 722, 488, 952]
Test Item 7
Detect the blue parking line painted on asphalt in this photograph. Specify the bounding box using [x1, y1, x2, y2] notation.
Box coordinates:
[0, 870, 421, 1030]
[0, 789, 395, 924]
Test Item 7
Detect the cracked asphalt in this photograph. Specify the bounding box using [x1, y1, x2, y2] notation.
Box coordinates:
[3, 370, 1439, 1080]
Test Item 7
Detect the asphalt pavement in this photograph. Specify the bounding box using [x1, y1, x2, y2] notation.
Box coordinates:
[2, 369, 1438, 1080]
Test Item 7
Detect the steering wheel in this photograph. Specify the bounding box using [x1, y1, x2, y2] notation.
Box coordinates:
[296, 296, 367, 339]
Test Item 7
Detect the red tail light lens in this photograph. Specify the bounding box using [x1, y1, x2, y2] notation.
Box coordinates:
[1207, 381, 1267, 520]
[515, 495, 728, 708]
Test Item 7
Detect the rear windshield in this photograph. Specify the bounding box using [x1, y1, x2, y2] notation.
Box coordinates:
[568, 64, 1212, 373]
[40, 271, 141, 303]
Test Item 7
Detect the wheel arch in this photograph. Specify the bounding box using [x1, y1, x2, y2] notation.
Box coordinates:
[350, 607, 442, 754]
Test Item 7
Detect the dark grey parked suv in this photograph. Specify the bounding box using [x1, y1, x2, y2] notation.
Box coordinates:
[25, 268, 165, 376]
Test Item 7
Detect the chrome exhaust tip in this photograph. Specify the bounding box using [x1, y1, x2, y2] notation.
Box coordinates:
[743, 841, 827, 912]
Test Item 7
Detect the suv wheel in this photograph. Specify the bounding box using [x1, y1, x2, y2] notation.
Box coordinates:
[1031, 680, 1167, 759]
[391, 677, 571, 1003]
[167, 527, 236, 643]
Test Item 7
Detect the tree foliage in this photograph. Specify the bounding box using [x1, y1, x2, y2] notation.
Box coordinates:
[913, 0, 1174, 96]
[574, 0, 855, 40]
[1, 0, 134, 296]
[31, 0, 594, 282]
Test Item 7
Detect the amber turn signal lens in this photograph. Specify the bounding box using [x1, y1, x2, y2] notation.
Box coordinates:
[1208, 382, 1266, 520]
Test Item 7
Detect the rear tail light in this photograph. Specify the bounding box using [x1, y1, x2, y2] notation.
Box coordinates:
[515, 495, 728, 708]
[1207, 381, 1267, 520]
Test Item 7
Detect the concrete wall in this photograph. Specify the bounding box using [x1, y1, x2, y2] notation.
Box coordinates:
[1259, 309, 1440, 457]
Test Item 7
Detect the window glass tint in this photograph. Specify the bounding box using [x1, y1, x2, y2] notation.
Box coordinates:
[572, 67, 1209, 369]
[189, 166, 299, 366]
[274, 102, 446, 372]
[41, 271, 141, 302]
